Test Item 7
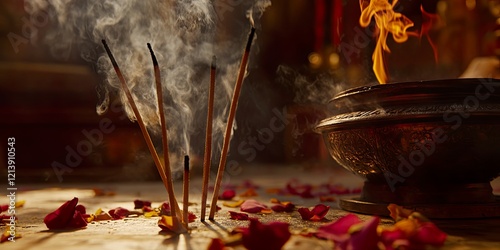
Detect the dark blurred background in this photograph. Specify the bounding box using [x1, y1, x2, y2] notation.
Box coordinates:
[1, 0, 499, 183]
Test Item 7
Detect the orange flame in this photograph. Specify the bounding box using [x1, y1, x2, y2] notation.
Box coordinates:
[359, 0, 414, 84]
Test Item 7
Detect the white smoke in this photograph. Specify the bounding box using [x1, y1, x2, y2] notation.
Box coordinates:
[26, 0, 271, 173]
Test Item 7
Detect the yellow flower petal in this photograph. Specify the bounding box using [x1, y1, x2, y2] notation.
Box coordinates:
[223, 200, 245, 208]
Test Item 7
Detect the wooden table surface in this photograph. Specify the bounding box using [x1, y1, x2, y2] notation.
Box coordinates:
[1, 165, 499, 250]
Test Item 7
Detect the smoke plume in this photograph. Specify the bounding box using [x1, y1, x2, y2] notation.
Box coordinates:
[26, 0, 271, 173]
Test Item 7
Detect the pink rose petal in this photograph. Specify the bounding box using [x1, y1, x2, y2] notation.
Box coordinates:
[240, 199, 268, 213]
[316, 213, 362, 241]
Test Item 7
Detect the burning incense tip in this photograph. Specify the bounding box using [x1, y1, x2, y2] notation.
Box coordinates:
[184, 155, 190, 172]
[101, 40, 118, 68]
[211, 55, 216, 69]
[147, 43, 159, 66]
[183, 155, 190, 228]
[245, 27, 256, 52]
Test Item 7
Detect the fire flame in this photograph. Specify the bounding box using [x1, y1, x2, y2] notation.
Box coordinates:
[359, 0, 415, 84]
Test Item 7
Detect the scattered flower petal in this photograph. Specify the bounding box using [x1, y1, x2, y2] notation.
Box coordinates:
[108, 207, 130, 220]
[207, 238, 225, 250]
[219, 189, 236, 200]
[160, 202, 171, 216]
[240, 200, 269, 213]
[350, 187, 362, 194]
[0, 200, 26, 213]
[412, 221, 447, 246]
[286, 179, 314, 198]
[298, 204, 330, 221]
[75, 204, 86, 215]
[188, 211, 197, 223]
[229, 211, 249, 220]
[1, 227, 20, 243]
[93, 208, 112, 221]
[242, 180, 260, 189]
[223, 200, 244, 208]
[270, 200, 295, 213]
[265, 188, 282, 194]
[67, 211, 88, 229]
[157, 215, 185, 233]
[0, 214, 14, 224]
[134, 199, 152, 209]
[93, 188, 116, 197]
[319, 196, 336, 202]
[44, 197, 87, 230]
[387, 203, 413, 221]
[240, 218, 291, 250]
[347, 216, 380, 250]
[144, 211, 159, 218]
[316, 213, 362, 241]
[239, 188, 258, 197]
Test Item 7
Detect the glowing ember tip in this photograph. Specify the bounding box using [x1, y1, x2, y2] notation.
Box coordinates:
[184, 155, 189, 172]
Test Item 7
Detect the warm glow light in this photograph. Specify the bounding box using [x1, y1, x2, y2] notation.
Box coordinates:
[466, 0, 476, 10]
[329, 53, 340, 68]
[359, 0, 414, 84]
[308, 52, 323, 68]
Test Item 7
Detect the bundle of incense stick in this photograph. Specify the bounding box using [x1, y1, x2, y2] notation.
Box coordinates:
[102, 40, 185, 232]
[209, 26, 256, 220]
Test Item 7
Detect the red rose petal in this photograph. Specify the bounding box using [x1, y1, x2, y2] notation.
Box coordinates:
[298, 204, 329, 221]
[75, 204, 86, 215]
[316, 213, 362, 241]
[240, 199, 268, 213]
[108, 207, 130, 220]
[229, 211, 249, 220]
[380, 229, 408, 249]
[142, 206, 153, 212]
[134, 199, 152, 209]
[348, 216, 380, 250]
[207, 238, 225, 250]
[44, 197, 80, 230]
[242, 180, 260, 189]
[412, 221, 447, 246]
[241, 218, 291, 250]
[219, 189, 236, 200]
[67, 211, 88, 229]
[188, 211, 197, 222]
[160, 202, 171, 215]
[286, 180, 315, 198]
[271, 202, 295, 212]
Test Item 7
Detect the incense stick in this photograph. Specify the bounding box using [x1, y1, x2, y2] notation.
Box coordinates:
[183, 155, 190, 228]
[147, 43, 183, 230]
[101, 40, 169, 192]
[200, 56, 216, 222]
[209, 27, 256, 220]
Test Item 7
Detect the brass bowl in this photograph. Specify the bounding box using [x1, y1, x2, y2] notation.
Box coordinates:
[316, 78, 500, 218]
